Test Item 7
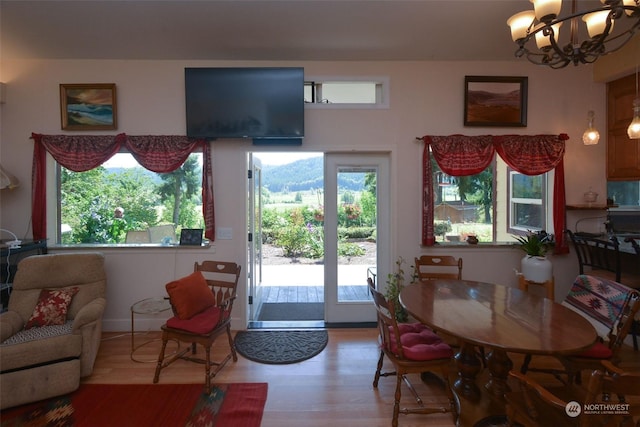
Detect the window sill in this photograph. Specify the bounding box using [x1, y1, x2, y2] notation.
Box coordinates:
[426, 242, 519, 249]
[50, 242, 213, 250]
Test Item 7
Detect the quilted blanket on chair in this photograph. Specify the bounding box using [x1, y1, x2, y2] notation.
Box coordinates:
[565, 275, 631, 328]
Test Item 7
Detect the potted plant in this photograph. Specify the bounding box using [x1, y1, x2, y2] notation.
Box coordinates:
[514, 231, 553, 283]
[384, 257, 409, 322]
[343, 203, 361, 220]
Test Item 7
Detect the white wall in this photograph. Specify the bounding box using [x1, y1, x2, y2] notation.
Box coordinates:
[0, 59, 607, 330]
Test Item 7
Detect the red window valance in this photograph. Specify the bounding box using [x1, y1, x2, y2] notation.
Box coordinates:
[420, 134, 569, 253]
[31, 133, 215, 242]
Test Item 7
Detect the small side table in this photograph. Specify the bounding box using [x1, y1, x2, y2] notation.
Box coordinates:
[518, 275, 555, 300]
[130, 297, 172, 362]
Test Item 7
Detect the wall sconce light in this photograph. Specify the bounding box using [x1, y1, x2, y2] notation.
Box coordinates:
[582, 110, 600, 145]
[0, 164, 20, 190]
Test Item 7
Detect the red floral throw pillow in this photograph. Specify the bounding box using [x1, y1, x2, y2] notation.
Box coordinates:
[25, 287, 79, 329]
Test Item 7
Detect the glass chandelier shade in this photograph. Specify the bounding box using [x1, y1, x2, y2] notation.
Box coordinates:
[507, 0, 640, 69]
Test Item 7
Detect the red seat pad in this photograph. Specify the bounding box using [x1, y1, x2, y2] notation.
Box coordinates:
[166, 305, 222, 334]
[391, 323, 442, 342]
[575, 341, 613, 359]
[388, 323, 453, 361]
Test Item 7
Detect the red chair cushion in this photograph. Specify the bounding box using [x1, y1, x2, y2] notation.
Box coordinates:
[165, 270, 216, 320]
[388, 323, 453, 361]
[575, 341, 613, 359]
[165, 305, 222, 334]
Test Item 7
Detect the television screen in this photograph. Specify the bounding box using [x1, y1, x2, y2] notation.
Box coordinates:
[185, 67, 304, 140]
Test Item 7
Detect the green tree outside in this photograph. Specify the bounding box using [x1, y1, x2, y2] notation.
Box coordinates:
[61, 167, 159, 243]
[158, 155, 201, 226]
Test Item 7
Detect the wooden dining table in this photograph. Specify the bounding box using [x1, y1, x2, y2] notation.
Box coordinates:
[399, 280, 598, 427]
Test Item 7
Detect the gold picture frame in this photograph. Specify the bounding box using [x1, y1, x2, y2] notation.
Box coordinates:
[464, 76, 527, 127]
[60, 83, 117, 130]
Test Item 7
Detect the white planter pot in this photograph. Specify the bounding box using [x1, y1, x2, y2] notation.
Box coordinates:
[521, 255, 553, 283]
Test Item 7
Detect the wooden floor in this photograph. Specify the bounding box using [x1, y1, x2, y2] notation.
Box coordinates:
[88, 328, 640, 427]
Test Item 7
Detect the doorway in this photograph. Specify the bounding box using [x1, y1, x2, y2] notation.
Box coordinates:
[247, 151, 388, 327]
[324, 153, 389, 324]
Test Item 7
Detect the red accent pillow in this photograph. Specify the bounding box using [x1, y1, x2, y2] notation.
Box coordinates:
[166, 305, 222, 334]
[25, 287, 79, 329]
[165, 270, 216, 320]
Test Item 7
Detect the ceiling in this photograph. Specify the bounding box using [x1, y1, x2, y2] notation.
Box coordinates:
[0, 0, 613, 62]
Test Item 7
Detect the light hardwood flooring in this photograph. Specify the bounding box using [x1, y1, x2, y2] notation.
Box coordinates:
[88, 329, 640, 427]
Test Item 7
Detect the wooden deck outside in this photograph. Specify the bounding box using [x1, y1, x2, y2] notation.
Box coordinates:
[261, 285, 370, 303]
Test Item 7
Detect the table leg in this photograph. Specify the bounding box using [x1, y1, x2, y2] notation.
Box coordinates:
[453, 342, 483, 402]
[485, 349, 512, 397]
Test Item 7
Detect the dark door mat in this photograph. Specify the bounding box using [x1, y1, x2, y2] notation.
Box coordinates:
[234, 330, 328, 364]
[257, 302, 324, 321]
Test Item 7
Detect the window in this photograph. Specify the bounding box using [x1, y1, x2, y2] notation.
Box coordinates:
[607, 180, 640, 206]
[59, 152, 204, 245]
[431, 158, 551, 244]
[422, 134, 565, 247]
[304, 77, 389, 108]
[432, 160, 495, 243]
[508, 169, 547, 234]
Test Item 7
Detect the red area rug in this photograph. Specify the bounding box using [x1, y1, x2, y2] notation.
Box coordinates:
[1, 382, 267, 427]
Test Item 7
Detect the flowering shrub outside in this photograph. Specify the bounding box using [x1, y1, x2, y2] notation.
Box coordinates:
[267, 206, 370, 259]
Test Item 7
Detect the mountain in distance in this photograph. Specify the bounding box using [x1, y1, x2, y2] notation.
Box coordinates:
[261, 156, 365, 193]
[104, 166, 162, 184]
[104, 156, 365, 193]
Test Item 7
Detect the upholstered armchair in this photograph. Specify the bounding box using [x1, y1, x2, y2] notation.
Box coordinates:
[0, 252, 107, 409]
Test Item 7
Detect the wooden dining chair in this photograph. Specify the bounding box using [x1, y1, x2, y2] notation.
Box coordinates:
[413, 255, 487, 365]
[154, 260, 241, 392]
[622, 236, 640, 351]
[624, 236, 640, 256]
[521, 275, 640, 385]
[414, 255, 463, 281]
[566, 229, 621, 282]
[506, 360, 640, 427]
[368, 278, 456, 427]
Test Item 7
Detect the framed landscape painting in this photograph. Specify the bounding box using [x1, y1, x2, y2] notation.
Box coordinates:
[464, 76, 527, 127]
[60, 83, 117, 130]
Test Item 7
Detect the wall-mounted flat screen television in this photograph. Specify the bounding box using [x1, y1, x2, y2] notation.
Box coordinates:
[185, 67, 304, 141]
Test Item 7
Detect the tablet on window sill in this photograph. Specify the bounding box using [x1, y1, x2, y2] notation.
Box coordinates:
[179, 229, 203, 246]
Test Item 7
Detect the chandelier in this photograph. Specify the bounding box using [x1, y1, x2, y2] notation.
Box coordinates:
[507, 0, 640, 69]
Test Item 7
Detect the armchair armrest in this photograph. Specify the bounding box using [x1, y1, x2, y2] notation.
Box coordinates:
[0, 311, 25, 342]
[600, 359, 623, 375]
[72, 298, 106, 332]
[508, 370, 569, 417]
